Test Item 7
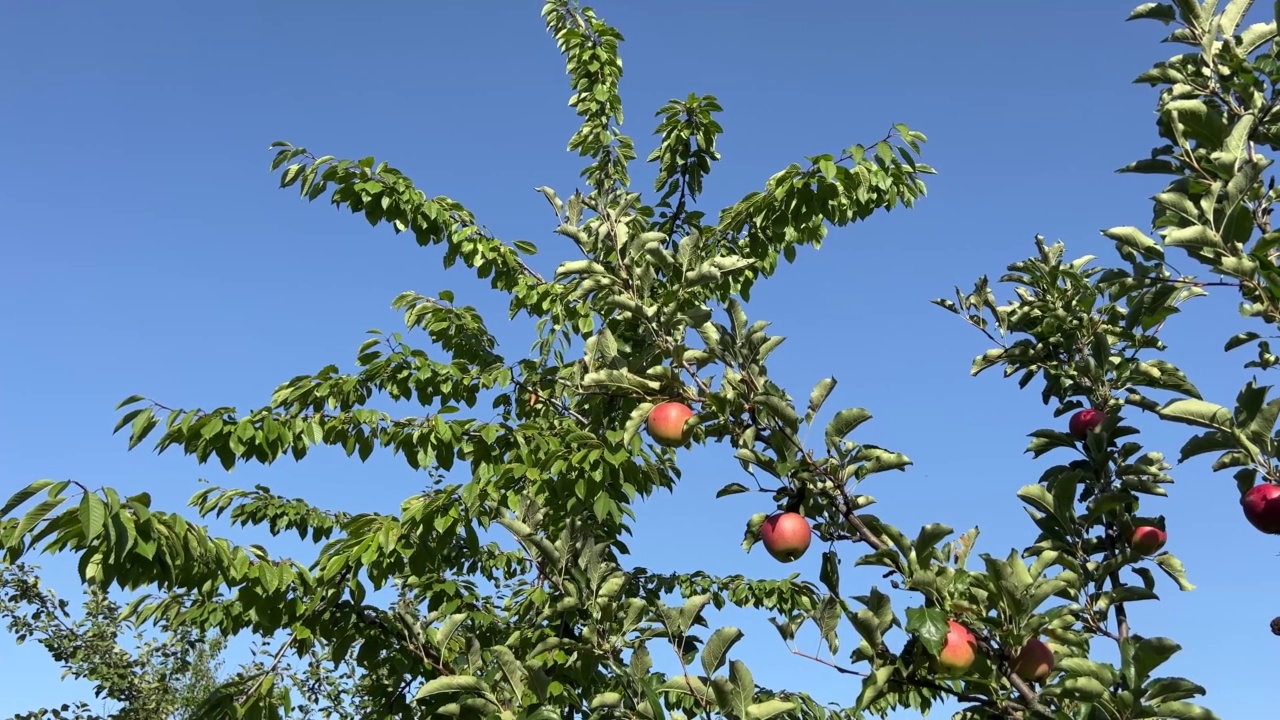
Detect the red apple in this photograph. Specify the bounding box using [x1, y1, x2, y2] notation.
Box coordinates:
[760, 512, 812, 563]
[937, 620, 978, 674]
[1068, 409, 1105, 440]
[646, 401, 694, 447]
[1242, 483, 1280, 535]
[1011, 638, 1054, 682]
[1130, 525, 1167, 556]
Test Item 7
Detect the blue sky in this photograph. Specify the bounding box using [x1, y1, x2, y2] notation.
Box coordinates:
[3, 1, 1277, 717]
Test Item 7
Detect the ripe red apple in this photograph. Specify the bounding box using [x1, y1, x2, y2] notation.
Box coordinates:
[1068, 409, 1105, 440]
[1130, 525, 1167, 556]
[1010, 638, 1054, 682]
[646, 401, 694, 447]
[937, 620, 978, 674]
[760, 512, 812, 563]
[1242, 483, 1280, 535]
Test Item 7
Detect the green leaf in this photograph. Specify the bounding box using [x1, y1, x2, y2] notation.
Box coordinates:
[1233, 380, 1269, 428]
[1155, 399, 1233, 431]
[1154, 554, 1196, 591]
[1225, 332, 1261, 352]
[581, 368, 663, 394]
[1060, 676, 1109, 702]
[1109, 584, 1159, 603]
[1102, 226, 1165, 260]
[850, 609, 883, 649]
[624, 402, 656, 448]
[1133, 636, 1182, 682]
[853, 446, 912, 478]
[1115, 158, 1181, 174]
[1017, 484, 1058, 519]
[804, 377, 837, 425]
[0, 479, 58, 519]
[1148, 701, 1220, 719]
[435, 614, 467, 650]
[16, 496, 69, 538]
[1220, 0, 1255, 35]
[491, 645, 526, 700]
[127, 407, 159, 451]
[700, 626, 744, 677]
[904, 606, 949, 656]
[413, 675, 494, 701]
[1243, 399, 1280, 447]
[1132, 359, 1202, 399]
[854, 666, 894, 712]
[78, 493, 106, 542]
[640, 680, 667, 720]
[1026, 429, 1079, 458]
[589, 692, 624, 710]
[1127, 2, 1178, 23]
[673, 594, 713, 636]
[1164, 225, 1224, 252]
[912, 523, 953, 561]
[715, 482, 750, 498]
[279, 163, 304, 187]
[725, 660, 754, 717]
[746, 700, 798, 720]
[752, 394, 800, 428]
[1176, 431, 1239, 463]
[742, 512, 767, 552]
[115, 394, 147, 410]
[825, 408, 872, 449]
[819, 550, 840, 596]
[1145, 676, 1209, 705]
[534, 186, 563, 218]
[1056, 657, 1119, 688]
[565, 430, 602, 446]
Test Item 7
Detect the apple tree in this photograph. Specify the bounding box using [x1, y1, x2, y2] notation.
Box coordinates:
[2, 1, 1271, 718]
[946, 0, 1280, 634]
[2, 561, 226, 720]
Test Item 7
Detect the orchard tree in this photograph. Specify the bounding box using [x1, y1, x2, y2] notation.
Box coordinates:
[3, 561, 392, 719]
[947, 0, 1280, 626]
[4, 1, 1278, 718]
[2, 561, 226, 720]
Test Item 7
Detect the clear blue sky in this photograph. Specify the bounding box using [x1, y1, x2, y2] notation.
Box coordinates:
[3, 1, 1277, 717]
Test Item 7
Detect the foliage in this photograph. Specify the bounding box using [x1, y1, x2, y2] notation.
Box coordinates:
[5, 1, 1280, 718]
[2, 562, 226, 720]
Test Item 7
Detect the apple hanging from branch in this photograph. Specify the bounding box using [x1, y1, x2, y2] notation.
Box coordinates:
[1131, 525, 1167, 556]
[937, 620, 978, 674]
[1011, 638, 1055, 681]
[1068, 408, 1105, 440]
[760, 512, 812, 563]
[646, 401, 695, 447]
[1242, 483, 1280, 535]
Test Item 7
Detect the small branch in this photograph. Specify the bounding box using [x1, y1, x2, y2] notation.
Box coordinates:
[791, 645, 1040, 719]
[237, 630, 298, 705]
[513, 378, 588, 424]
[513, 253, 547, 283]
[788, 648, 865, 677]
[660, 621, 713, 715]
[1109, 569, 1132, 642]
[1005, 670, 1051, 718]
[237, 566, 357, 706]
